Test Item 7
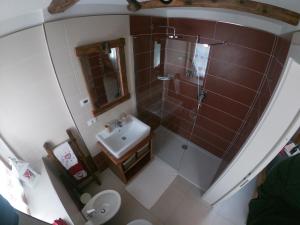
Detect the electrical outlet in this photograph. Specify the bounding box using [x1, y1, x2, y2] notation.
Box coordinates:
[80, 98, 89, 107]
[87, 118, 96, 126]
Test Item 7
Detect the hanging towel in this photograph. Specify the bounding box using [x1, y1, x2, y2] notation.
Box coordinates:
[68, 163, 87, 180]
[53, 142, 78, 170]
[53, 142, 87, 180]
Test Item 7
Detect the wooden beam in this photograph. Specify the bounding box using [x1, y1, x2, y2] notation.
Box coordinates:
[48, 0, 80, 14]
[139, 0, 300, 26]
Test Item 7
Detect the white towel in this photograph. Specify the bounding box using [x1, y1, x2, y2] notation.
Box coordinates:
[53, 142, 78, 170]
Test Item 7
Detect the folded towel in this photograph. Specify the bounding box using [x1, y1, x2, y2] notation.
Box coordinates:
[53, 142, 87, 180]
[53, 142, 78, 170]
[69, 163, 87, 180]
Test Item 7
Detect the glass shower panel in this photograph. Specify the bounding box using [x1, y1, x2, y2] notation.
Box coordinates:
[134, 33, 211, 153]
[157, 36, 210, 146]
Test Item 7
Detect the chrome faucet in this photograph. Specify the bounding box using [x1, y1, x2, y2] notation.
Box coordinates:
[105, 114, 128, 132]
[116, 119, 123, 127]
[86, 208, 96, 218]
[105, 119, 123, 132]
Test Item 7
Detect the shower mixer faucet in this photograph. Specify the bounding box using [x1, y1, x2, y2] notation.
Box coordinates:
[159, 25, 178, 39]
[197, 88, 207, 107]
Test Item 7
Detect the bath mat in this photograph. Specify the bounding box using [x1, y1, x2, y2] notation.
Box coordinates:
[126, 157, 177, 209]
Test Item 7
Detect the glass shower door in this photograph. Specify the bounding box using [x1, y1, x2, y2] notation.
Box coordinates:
[162, 37, 209, 137]
[152, 34, 211, 171]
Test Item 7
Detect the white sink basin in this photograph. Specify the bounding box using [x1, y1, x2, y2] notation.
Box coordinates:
[82, 190, 121, 225]
[96, 115, 150, 159]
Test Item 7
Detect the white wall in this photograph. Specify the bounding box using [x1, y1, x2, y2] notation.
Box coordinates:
[43, 158, 85, 225]
[44, 15, 137, 157]
[24, 160, 74, 225]
[0, 25, 75, 164]
[212, 179, 256, 225]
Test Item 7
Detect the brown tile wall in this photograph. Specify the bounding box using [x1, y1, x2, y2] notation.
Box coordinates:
[131, 16, 167, 130]
[217, 36, 291, 173]
[130, 15, 290, 159]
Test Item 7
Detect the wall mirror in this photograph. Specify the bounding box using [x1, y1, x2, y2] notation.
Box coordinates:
[152, 37, 166, 80]
[76, 38, 130, 116]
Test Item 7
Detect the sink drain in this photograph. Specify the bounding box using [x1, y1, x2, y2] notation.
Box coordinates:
[121, 136, 127, 140]
[100, 209, 106, 214]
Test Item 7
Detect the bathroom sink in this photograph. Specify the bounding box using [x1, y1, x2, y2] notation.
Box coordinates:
[82, 190, 121, 225]
[96, 115, 150, 159]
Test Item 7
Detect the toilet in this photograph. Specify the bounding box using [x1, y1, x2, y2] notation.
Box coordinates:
[127, 219, 152, 225]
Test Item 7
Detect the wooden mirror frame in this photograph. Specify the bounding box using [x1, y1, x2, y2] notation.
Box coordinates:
[76, 38, 130, 116]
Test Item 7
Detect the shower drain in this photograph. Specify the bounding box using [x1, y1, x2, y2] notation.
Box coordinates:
[181, 144, 188, 150]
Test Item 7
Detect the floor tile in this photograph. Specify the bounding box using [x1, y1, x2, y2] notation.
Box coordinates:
[126, 157, 177, 209]
[172, 175, 195, 194]
[164, 193, 211, 225]
[153, 127, 186, 170]
[153, 126, 221, 190]
[178, 144, 221, 190]
[105, 191, 163, 225]
[150, 180, 185, 224]
[84, 169, 125, 196]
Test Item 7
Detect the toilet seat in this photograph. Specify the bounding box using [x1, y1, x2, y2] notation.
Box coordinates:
[127, 219, 152, 225]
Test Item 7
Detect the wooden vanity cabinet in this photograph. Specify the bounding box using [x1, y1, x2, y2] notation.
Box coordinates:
[97, 134, 152, 183]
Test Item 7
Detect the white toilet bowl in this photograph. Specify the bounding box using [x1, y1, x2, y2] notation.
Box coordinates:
[127, 219, 152, 225]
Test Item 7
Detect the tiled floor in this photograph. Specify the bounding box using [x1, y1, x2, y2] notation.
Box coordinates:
[85, 169, 242, 225]
[125, 157, 178, 209]
[153, 126, 221, 190]
[83, 126, 252, 225]
[85, 169, 163, 225]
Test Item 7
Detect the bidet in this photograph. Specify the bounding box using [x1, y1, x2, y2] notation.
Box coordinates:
[82, 190, 121, 225]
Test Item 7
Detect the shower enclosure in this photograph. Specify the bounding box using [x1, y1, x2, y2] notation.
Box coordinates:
[131, 15, 290, 191]
[133, 29, 226, 190]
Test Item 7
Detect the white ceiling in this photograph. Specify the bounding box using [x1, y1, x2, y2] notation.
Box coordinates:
[0, 0, 49, 21]
[1, 0, 300, 21]
[0, 0, 300, 37]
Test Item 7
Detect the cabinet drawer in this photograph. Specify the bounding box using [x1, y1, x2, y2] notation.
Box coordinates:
[122, 154, 136, 171]
[136, 143, 150, 158]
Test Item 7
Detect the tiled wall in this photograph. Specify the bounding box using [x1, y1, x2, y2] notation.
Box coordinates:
[131, 16, 167, 130]
[218, 36, 291, 169]
[130, 15, 290, 158]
